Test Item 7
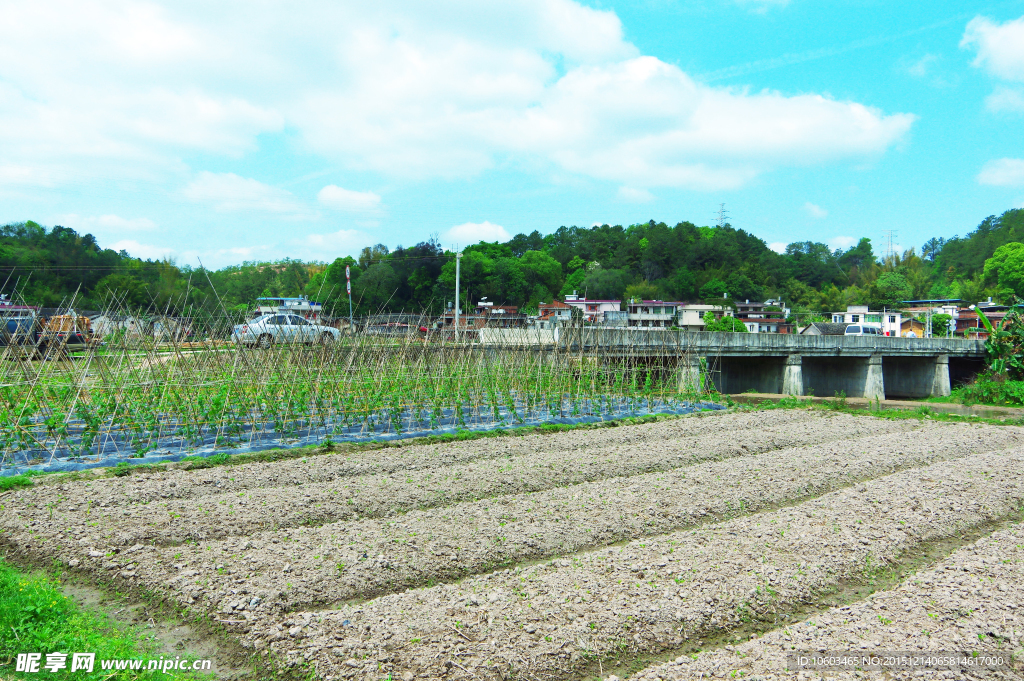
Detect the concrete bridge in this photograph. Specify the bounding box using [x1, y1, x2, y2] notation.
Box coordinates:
[553, 329, 987, 400]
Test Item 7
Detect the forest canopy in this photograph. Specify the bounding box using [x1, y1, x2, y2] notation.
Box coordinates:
[2, 209, 1022, 316]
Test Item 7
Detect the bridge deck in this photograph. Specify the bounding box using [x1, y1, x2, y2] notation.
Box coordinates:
[556, 329, 985, 357]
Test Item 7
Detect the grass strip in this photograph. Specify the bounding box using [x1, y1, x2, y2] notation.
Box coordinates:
[0, 560, 212, 680]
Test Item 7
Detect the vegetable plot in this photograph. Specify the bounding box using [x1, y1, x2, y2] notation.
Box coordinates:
[0, 318, 715, 471]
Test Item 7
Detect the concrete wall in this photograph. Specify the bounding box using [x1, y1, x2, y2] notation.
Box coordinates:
[882, 357, 937, 399]
[479, 328, 557, 346]
[801, 356, 871, 398]
[708, 356, 785, 394]
[571, 328, 985, 358]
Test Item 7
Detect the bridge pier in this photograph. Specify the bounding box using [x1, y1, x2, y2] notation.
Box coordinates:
[782, 354, 803, 396]
[864, 354, 885, 401]
[676, 356, 702, 393]
[932, 354, 951, 397]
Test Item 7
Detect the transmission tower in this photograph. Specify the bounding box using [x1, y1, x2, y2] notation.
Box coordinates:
[884, 228, 898, 261]
[715, 203, 730, 228]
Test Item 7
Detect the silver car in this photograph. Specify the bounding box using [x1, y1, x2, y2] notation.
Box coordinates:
[232, 314, 340, 348]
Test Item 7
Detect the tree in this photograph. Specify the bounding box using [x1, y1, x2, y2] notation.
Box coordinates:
[984, 242, 1024, 298]
[699, 279, 729, 300]
[358, 244, 390, 268]
[486, 258, 528, 304]
[624, 281, 659, 302]
[520, 250, 562, 297]
[580, 268, 630, 300]
[870, 271, 912, 308]
[664, 268, 697, 301]
[702, 310, 748, 332]
[352, 263, 400, 313]
[931, 313, 953, 337]
[921, 237, 945, 261]
[94, 273, 150, 309]
[723, 272, 763, 302]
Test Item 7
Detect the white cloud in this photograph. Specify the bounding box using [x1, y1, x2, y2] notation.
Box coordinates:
[59, 213, 156, 232]
[182, 172, 311, 216]
[301, 228, 374, 258]
[803, 202, 828, 218]
[768, 242, 787, 253]
[317, 185, 382, 212]
[0, 163, 52, 188]
[0, 0, 915, 196]
[617, 187, 654, 202]
[986, 85, 1024, 113]
[907, 54, 938, 78]
[443, 221, 511, 246]
[962, 16, 1024, 82]
[828, 236, 857, 250]
[108, 239, 175, 260]
[978, 158, 1024, 187]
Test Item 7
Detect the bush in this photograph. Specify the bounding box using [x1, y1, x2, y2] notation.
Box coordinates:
[0, 475, 34, 491]
[953, 373, 1024, 405]
[702, 311, 749, 332]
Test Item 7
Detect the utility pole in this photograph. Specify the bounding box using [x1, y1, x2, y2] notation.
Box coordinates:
[454, 250, 462, 342]
[346, 265, 353, 333]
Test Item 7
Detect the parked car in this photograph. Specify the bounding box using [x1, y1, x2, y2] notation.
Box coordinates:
[844, 324, 883, 336]
[232, 314, 340, 347]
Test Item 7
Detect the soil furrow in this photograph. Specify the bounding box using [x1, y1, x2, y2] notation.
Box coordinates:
[627, 524, 1024, 680]
[9, 413, 922, 546]
[8, 410, 880, 509]
[93, 422, 1016, 615]
[230, 448, 1024, 680]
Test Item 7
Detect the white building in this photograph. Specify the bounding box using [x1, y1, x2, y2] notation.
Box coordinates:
[625, 301, 732, 330]
[676, 304, 733, 331]
[563, 293, 621, 323]
[255, 296, 323, 321]
[829, 305, 902, 336]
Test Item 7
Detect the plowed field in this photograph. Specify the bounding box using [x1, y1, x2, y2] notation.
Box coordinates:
[3, 409, 1023, 680]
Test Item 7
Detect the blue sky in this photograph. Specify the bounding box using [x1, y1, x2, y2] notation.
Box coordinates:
[1, 0, 1023, 267]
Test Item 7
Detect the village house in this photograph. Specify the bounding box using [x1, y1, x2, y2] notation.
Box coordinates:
[829, 305, 902, 336]
[563, 293, 621, 323]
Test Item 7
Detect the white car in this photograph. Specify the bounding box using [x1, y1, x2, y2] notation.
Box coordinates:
[232, 314, 340, 347]
[844, 324, 883, 336]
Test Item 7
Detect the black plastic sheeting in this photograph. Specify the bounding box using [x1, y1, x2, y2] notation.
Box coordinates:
[1, 399, 723, 477]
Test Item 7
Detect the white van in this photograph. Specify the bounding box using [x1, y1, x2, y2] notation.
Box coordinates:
[844, 324, 883, 336]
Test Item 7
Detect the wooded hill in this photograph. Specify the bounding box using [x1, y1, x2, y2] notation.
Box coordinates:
[2, 209, 1023, 317]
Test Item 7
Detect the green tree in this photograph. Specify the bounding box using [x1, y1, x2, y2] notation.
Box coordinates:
[520, 250, 563, 297]
[931, 313, 953, 337]
[580, 268, 630, 300]
[702, 310, 748, 332]
[983, 242, 1024, 298]
[869, 271, 912, 308]
[94, 273, 150, 309]
[352, 263, 400, 313]
[624, 281, 659, 302]
[699, 279, 729, 300]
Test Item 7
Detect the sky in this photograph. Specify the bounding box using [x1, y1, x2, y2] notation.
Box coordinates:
[1, 0, 1024, 268]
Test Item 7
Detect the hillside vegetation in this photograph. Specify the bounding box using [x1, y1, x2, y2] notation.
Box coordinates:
[2, 209, 1023, 315]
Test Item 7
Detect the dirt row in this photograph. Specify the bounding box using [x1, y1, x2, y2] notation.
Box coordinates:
[2, 420, 1003, 621]
[227, 448, 1024, 680]
[6, 413, 926, 547]
[86, 421, 1017, 616]
[627, 524, 1024, 680]
[12, 410, 897, 511]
